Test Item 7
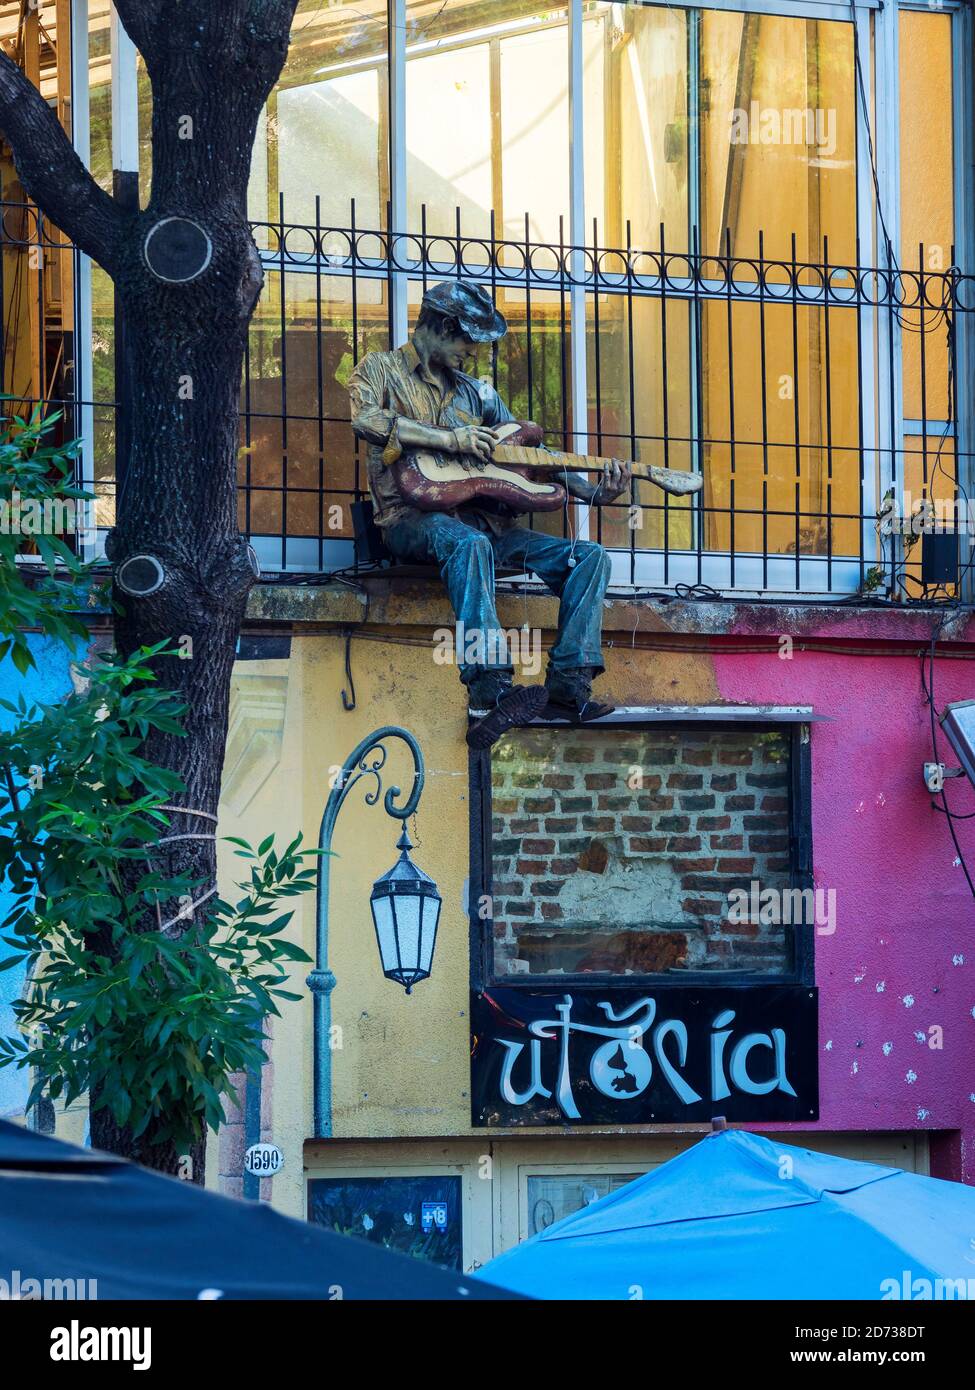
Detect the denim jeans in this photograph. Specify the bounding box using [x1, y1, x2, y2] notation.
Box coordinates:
[384, 511, 611, 684]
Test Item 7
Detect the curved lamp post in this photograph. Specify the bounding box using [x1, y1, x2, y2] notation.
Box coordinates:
[307, 727, 440, 1139]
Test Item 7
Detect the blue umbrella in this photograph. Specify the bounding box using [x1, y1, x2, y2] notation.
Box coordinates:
[477, 1130, 975, 1300]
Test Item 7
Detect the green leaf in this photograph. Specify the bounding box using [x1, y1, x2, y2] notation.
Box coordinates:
[10, 643, 33, 677]
[0, 439, 320, 1150]
[272, 941, 312, 962]
[223, 837, 254, 855]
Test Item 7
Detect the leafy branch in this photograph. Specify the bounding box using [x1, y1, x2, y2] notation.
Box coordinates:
[0, 416, 319, 1156]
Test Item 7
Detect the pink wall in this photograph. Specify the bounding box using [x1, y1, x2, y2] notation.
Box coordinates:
[711, 627, 975, 1181]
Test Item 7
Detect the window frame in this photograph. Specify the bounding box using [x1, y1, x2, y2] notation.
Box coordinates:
[305, 1161, 482, 1271]
[468, 709, 815, 994]
[71, 0, 973, 595]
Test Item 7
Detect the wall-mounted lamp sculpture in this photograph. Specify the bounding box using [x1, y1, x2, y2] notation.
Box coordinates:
[307, 727, 436, 1139]
[370, 826, 442, 994]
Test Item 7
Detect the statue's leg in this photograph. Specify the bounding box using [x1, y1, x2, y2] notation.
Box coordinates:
[493, 529, 611, 672]
[493, 528, 614, 721]
[385, 512, 548, 746]
[387, 511, 509, 683]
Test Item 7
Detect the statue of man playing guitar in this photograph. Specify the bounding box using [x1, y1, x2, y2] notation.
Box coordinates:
[349, 280, 698, 750]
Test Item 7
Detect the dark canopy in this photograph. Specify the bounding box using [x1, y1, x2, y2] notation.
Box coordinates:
[0, 1120, 517, 1300]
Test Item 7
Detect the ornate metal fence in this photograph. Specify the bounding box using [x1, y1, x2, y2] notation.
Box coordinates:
[2, 194, 971, 599]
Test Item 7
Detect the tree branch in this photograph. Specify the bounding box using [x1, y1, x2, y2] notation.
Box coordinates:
[0, 53, 125, 270]
[247, 0, 300, 27]
[239, 0, 300, 78]
[122, 0, 298, 134]
[111, 0, 164, 56]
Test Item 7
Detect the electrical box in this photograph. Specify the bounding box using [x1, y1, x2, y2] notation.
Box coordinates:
[940, 699, 975, 786]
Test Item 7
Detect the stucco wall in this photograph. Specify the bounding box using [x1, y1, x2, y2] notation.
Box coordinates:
[2, 588, 971, 1201]
[213, 588, 975, 1209]
[713, 635, 975, 1179]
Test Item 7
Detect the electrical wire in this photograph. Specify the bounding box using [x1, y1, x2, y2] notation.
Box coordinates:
[921, 610, 975, 901]
[848, 0, 954, 339]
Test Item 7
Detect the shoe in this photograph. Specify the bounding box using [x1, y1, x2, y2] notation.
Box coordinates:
[467, 683, 549, 750]
[544, 666, 614, 723]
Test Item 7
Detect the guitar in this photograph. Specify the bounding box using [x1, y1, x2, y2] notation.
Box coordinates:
[392, 420, 703, 514]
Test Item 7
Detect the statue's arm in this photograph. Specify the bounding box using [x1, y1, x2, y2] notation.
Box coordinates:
[394, 418, 462, 455]
[563, 471, 599, 502]
[565, 461, 632, 504]
[348, 358, 459, 463]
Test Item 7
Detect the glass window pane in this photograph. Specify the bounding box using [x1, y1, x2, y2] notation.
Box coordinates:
[899, 9, 953, 269]
[586, 290, 695, 552]
[527, 1172, 641, 1235]
[91, 266, 117, 529]
[87, 0, 113, 195]
[250, 0, 389, 230]
[585, 2, 690, 251]
[585, 5, 857, 262]
[407, 35, 493, 238]
[241, 270, 389, 550]
[308, 1175, 463, 1268]
[701, 298, 862, 560]
[899, 9, 954, 434]
[699, 10, 856, 263]
[500, 18, 569, 244]
[405, 2, 569, 243]
[491, 725, 793, 978]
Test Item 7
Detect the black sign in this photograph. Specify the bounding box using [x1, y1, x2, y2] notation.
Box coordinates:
[471, 985, 818, 1127]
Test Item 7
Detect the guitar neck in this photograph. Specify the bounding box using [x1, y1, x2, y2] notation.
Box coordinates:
[493, 444, 650, 479]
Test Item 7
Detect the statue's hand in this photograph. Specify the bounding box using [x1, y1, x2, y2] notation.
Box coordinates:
[593, 460, 631, 503]
[451, 425, 496, 468]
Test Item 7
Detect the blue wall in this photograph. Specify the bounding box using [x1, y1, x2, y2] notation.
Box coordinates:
[0, 635, 84, 1118]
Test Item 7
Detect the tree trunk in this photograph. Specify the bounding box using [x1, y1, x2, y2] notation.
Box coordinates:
[91, 259, 259, 1178]
[0, 0, 300, 1180]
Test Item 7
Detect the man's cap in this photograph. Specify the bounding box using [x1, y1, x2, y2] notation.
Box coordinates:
[420, 281, 507, 344]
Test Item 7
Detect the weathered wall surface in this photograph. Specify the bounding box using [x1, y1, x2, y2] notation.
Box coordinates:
[218, 585, 975, 1203]
[490, 725, 791, 975]
[712, 634, 975, 1181]
[2, 585, 971, 1199]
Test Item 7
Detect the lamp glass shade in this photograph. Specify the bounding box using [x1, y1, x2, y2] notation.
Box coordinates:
[369, 829, 442, 993]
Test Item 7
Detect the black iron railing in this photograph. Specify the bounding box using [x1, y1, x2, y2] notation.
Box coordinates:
[2, 195, 972, 599]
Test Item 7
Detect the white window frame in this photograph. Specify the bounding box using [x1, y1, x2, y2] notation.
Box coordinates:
[71, 0, 95, 560]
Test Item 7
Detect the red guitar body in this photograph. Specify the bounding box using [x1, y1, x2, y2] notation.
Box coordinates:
[392, 422, 568, 514]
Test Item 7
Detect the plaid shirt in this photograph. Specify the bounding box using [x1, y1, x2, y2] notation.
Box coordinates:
[348, 340, 518, 533]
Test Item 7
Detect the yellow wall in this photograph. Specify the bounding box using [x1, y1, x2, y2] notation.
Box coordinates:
[207, 594, 720, 1213]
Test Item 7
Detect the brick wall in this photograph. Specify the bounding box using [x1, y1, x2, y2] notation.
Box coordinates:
[489, 726, 792, 977]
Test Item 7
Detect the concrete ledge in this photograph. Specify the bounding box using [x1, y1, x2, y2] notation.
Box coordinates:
[246, 576, 975, 645]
